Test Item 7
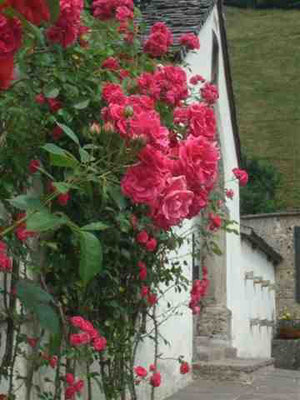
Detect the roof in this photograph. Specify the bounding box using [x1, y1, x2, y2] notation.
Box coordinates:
[241, 225, 283, 266]
[141, 0, 216, 41]
[242, 211, 300, 220]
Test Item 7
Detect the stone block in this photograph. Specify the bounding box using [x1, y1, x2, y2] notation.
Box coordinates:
[272, 339, 300, 370]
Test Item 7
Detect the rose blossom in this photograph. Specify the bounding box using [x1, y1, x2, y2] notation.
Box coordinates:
[74, 379, 84, 392]
[180, 361, 190, 374]
[138, 261, 147, 280]
[70, 332, 91, 346]
[66, 373, 75, 385]
[150, 372, 161, 387]
[29, 159, 41, 174]
[179, 33, 200, 50]
[52, 126, 63, 140]
[47, 97, 62, 113]
[65, 385, 76, 399]
[208, 213, 222, 231]
[201, 82, 219, 104]
[152, 176, 194, 230]
[70, 316, 85, 328]
[232, 168, 248, 186]
[145, 237, 157, 252]
[140, 285, 149, 298]
[147, 292, 157, 306]
[102, 57, 120, 70]
[136, 230, 149, 244]
[57, 192, 70, 206]
[6, 0, 50, 25]
[93, 336, 107, 351]
[143, 22, 173, 58]
[134, 366, 148, 378]
[225, 189, 234, 199]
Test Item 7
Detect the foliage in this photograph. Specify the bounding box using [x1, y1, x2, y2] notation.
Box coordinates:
[240, 152, 281, 215]
[0, 1, 239, 399]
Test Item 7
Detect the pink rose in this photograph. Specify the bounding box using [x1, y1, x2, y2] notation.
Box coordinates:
[179, 33, 200, 50]
[74, 379, 84, 392]
[134, 366, 148, 378]
[116, 6, 133, 21]
[225, 189, 234, 199]
[232, 168, 248, 186]
[70, 332, 91, 346]
[93, 336, 107, 352]
[70, 316, 85, 329]
[201, 82, 219, 104]
[35, 93, 46, 104]
[65, 385, 76, 399]
[152, 176, 194, 230]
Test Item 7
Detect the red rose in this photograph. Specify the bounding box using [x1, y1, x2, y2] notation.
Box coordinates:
[208, 213, 222, 231]
[102, 57, 120, 70]
[147, 292, 157, 306]
[29, 159, 41, 174]
[93, 336, 107, 352]
[70, 332, 91, 346]
[134, 366, 148, 378]
[65, 373, 75, 385]
[150, 372, 161, 387]
[57, 192, 70, 206]
[145, 237, 157, 252]
[179, 33, 200, 50]
[138, 261, 147, 280]
[232, 168, 248, 186]
[74, 379, 84, 392]
[49, 356, 58, 369]
[65, 385, 76, 399]
[7, 0, 50, 25]
[140, 285, 149, 298]
[180, 361, 190, 374]
[27, 337, 38, 348]
[149, 364, 156, 372]
[0, 15, 22, 59]
[47, 98, 62, 113]
[116, 6, 133, 22]
[70, 316, 85, 329]
[35, 93, 46, 104]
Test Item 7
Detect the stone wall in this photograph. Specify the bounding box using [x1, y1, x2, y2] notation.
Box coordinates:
[242, 212, 300, 319]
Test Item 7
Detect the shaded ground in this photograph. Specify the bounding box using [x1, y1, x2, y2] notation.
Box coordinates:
[225, 7, 300, 209]
[167, 368, 300, 400]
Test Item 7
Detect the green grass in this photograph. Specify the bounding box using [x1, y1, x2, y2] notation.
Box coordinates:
[225, 7, 300, 209]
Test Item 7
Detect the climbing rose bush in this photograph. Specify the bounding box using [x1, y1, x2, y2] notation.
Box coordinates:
[0, 1, 246, 399]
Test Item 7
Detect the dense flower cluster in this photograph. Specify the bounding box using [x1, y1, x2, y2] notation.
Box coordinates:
[46, 0, 84, 48]
[189, 266, 210, 314]
[65, 373, 84, 399]
[1, 0, 50, 25]
[70, 316, 107, 352]
[92, 0, 134, 22]
[0, 15, 22, 89]
[143, 22, 173, 58]
[201, 82, 219, 104]
[0, 241, 12, 272]
[179, 32, 200, 50]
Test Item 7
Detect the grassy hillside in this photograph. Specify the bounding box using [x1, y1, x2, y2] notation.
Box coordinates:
[225, 7, 300, 209]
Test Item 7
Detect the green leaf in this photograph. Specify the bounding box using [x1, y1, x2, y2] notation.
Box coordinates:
[108, 185, 127, 210]
[35, 304, 60, 334]
[42, 143, 66, 156]
[81, 222, 109, 231]
[79, 231, 103, 285]
[73, 99, 90, 110]
[44, 85, 60, 99]
[9, 194, 44, 211]
[79, 148, 90, 163]
[53, 182, 72, 194]
[46, 0, 60, 23]
[56, 123, 80, 145]
[50, 153, 79, 169]
[16, 280, 60, 334]
[26, 211, 65, 232]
